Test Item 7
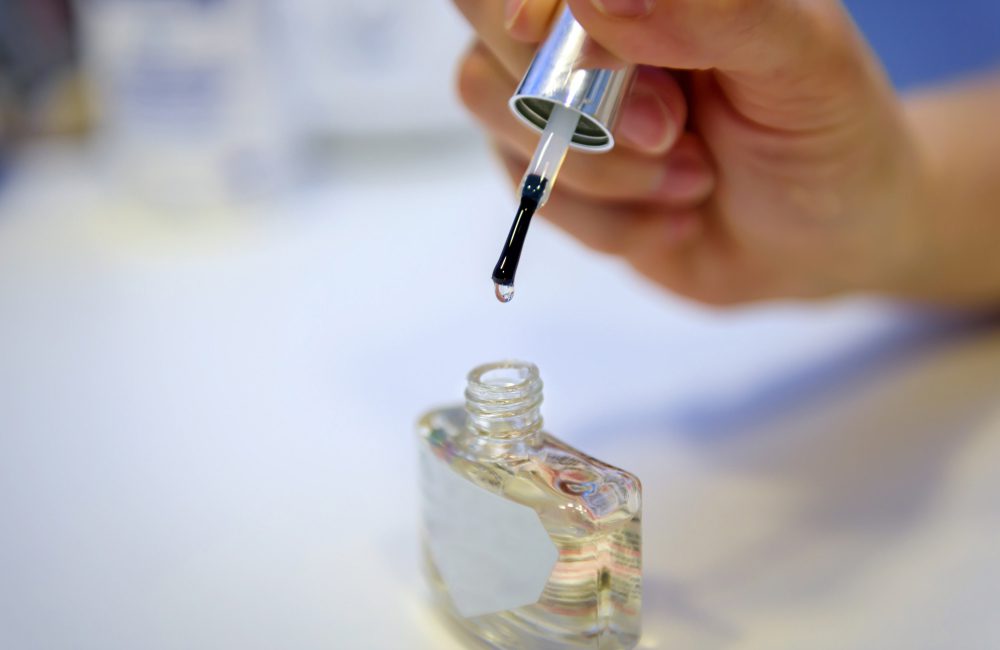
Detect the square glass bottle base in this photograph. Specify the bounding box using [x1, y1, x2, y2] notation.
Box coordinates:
[419, 392, 641, 650]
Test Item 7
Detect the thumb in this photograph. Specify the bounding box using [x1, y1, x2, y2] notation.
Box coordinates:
[565, 0, 885, 130]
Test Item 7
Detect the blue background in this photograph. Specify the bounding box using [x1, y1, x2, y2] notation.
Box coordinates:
[845, 0, 1000, 89]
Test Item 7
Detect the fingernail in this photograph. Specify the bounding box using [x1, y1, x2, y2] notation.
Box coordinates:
[618, 88, 676, 155]
[591, 0, 654, 18]
[505, 0, 529, 29]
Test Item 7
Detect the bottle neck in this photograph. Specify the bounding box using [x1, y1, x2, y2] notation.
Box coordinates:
[464, 361, 544, 443]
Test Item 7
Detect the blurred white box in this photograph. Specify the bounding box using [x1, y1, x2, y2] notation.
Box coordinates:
[276, 0, 475, 137]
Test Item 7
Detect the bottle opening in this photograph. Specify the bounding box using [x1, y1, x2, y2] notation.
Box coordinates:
[477, 364, 535, 389]
[465, 361, 544, 439]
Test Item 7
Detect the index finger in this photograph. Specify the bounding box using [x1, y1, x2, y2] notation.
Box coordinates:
[451, 0, 552, 77]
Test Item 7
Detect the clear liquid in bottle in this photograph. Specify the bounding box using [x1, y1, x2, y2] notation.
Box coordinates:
[418, 361, 641, 649]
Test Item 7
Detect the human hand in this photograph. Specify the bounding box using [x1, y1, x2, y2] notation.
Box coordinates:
[453, 0, 936, 305]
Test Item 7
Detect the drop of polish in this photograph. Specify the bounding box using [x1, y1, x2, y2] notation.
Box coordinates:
[494, 282, 515, 303]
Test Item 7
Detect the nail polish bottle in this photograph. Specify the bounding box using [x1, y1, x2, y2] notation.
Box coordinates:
[418, 361, 641, 648]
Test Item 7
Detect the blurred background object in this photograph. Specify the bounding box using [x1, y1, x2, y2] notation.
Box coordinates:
[79, 0, 295, 208]
[0, 0, 88, 137]
[276, 0, 471, 139]
[0, 0, 90, 186]
[843, 0, 1000, 89]
[0, 0, 472, 207]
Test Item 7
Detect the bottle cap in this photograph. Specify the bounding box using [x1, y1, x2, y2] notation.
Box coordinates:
[508, 6, 636, 153]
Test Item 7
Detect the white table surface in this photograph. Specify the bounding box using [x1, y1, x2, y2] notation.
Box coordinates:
[1, 139, 999, 650]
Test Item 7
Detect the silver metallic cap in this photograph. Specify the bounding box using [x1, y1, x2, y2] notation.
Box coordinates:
[509, 6, 636, 153]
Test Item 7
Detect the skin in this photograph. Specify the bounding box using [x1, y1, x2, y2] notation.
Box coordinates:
[452, 0, 1000, 306]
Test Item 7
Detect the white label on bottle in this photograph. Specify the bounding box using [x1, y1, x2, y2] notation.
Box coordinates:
[421, 449, 558, 618]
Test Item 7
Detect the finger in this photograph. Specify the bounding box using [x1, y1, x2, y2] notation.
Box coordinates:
[497, 146, 755, 305]
[498, 146, 789, 306]
[496, 148, 705, 255]
[566, 0, 882, 131]
[460, 43, 713, 205]
[453, 0, 535, 77]
[505, 0, 563, 42]
[616, 66, 688, 155]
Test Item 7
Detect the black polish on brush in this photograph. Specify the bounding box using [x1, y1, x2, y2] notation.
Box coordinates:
[492, 174, 548, 303]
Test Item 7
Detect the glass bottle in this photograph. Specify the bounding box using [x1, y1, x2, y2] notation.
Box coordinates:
[418, 361, 641, 649]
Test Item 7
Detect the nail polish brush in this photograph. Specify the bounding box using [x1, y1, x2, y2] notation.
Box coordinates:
[492, 5, 636, 303]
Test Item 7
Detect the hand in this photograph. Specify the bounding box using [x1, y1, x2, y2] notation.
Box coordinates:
[452, 0, 936, 305]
